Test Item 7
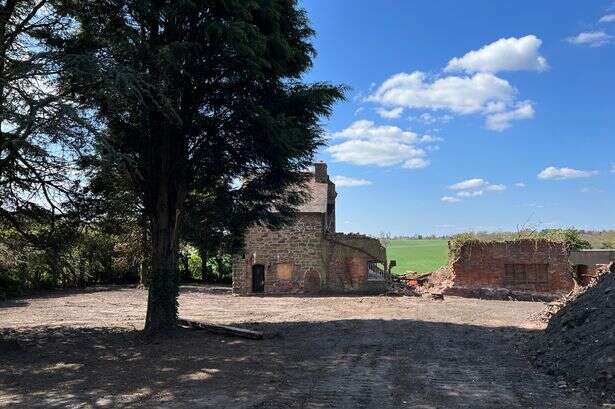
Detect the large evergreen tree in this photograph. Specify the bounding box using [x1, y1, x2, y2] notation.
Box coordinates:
[54, 0, 344, 334]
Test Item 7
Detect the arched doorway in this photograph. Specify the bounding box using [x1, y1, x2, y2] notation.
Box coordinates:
[252, 264, 265, 293]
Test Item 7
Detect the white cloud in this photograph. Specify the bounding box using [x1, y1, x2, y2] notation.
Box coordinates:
[419, 134, 443, 143]
[327, 120, 434, 169]
[579, 187, 605, 194]
[567, 31, 613, 47]
[448, 178, 489, 190]
[376, 107, 404, 119]
[447, 178, 506, 202]
[410, 113, 454, 125]
[538, 167, 599, 180]
[367, 71, 533, 131]
[331, 175, 373, 187]
[515, 182, 526, 187]
[485, 184, 506, 192]
[457, 190, 484, 197]
[485, 101, 535, 131]
[403, 158, 430, 169]
[610, 163, 615, 173]
[331, 120, 420, 142]
[445, 35, 548, 74]
[441, 196, 461, 203]
[368, 71, 515, 115]
[599, 14, 615, 23]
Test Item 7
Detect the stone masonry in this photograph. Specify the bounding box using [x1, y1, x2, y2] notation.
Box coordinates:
[232, 163, 387, 295]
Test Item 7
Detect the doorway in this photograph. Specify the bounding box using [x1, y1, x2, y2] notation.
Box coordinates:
[252, 264, 265, 293]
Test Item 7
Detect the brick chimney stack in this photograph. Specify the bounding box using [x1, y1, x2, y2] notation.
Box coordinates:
[314, 162, 328, 183]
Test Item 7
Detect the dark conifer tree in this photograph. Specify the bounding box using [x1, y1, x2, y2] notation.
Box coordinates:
[53, 0, 344, 334]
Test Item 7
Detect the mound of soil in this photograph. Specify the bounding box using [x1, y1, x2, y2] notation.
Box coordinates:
[531, 267, 615, 404]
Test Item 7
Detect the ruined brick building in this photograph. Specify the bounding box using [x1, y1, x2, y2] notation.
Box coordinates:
[447, 240, 574, 297]
[446, 239, 615, 298]
[232, 163, 387, 295]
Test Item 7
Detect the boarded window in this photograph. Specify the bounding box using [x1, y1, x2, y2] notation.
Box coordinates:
[275, 263, 293, 280]
[504, 264, 548, 285]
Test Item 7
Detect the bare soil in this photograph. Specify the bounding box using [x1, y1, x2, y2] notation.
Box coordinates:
[0, 286, 600, 408]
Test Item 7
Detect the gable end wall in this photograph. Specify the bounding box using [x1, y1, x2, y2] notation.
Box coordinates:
[232, 213, 326, 294]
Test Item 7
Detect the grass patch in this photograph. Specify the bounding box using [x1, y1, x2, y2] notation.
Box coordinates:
[386, 239, 448, 276]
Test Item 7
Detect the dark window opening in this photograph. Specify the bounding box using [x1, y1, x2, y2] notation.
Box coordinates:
[504, 264, 548, 285]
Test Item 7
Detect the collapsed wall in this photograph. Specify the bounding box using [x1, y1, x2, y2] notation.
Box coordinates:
[531, 266, 615, 404]
[446, 239, 574, 298]
[324, 233, 387, 293]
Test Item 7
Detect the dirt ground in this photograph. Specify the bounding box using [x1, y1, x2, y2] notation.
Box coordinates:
[0, 286, 600, 408]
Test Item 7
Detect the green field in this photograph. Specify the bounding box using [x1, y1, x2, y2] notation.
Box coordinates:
[386, 239, 449, 276]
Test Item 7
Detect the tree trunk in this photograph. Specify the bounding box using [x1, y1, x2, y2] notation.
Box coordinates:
[144, 181, 183, 334]
[139, 215, 150, 286]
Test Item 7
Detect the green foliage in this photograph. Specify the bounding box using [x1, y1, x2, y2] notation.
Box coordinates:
[448, 228, 593, 260]
[187, 249, 203, 280]
[51, 0, 344, 332]
[0, 215, 141, 297]
[540, 229, 591, 250]
[448, 233, 479, 261]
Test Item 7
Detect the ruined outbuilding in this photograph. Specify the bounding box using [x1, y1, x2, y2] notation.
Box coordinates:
[569, 249, 615, 285]
[445, 239, 615, 298]
[232, 163, 387, 295]
[448, 240, 573, 296]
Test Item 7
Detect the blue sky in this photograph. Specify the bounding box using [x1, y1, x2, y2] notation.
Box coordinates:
[300, 0, 615, 236]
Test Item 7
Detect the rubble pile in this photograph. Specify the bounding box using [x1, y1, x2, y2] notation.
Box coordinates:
[387, 274, 421, 296]
[531, 263, 615, 404]
[423, 266, 454, 292]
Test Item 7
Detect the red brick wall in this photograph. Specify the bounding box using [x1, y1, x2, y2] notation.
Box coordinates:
[325, 233, 386, 292]
[450, 239, 574, 294]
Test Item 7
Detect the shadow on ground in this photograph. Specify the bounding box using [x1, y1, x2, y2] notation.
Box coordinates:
[0, 319, 598, 409]
[0, 286, 139, 305]
[0, 300, 29, 309]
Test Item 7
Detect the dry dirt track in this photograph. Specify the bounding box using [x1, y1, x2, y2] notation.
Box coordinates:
[0, 286, 600, 408]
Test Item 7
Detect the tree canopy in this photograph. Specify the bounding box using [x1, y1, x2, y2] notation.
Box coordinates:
[51, 0, 344, 334]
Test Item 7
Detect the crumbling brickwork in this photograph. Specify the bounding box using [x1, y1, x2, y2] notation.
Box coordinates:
[449, 239, 574, 295]
[324, 233, 387, 292]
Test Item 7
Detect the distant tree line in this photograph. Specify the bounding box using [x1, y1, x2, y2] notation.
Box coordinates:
[378, 229, 614, 249]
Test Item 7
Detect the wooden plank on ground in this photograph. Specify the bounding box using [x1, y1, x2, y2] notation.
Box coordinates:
[178, 318, 263, 340]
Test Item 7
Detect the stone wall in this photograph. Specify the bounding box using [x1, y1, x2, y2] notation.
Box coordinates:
[324, 233, 386, 292]
[449, 239, 573, 295]
[232, 213, 326, 295]
[232, 225, 388, 295]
